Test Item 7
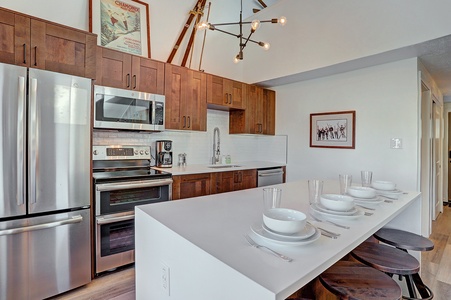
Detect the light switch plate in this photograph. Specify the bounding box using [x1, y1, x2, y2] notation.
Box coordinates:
[390, 138, 402, 149]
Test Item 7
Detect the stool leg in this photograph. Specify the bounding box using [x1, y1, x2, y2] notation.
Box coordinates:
[411, 273, 434, 299]
[405, 275, 418, 298]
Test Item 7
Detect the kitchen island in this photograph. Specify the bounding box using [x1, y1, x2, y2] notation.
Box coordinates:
[135, 180, 421, 300]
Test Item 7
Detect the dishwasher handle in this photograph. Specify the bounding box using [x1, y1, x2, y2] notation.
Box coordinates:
[258, 171, 284, 177]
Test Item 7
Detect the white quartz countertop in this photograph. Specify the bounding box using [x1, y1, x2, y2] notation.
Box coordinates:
[135, 180, 421, 300]
[152, 161, 285, 175]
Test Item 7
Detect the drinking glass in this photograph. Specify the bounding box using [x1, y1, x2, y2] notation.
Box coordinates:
[339, 174, 352, 195]
[361, 171, 373, 187]
[263, 188, 282, 212]
[308, 180, 323, 205]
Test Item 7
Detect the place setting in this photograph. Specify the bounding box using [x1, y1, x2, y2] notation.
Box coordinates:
[248, 187, 325, 250]
[308, 179, 367, 221]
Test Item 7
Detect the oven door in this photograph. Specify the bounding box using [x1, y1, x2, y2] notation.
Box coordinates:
[96, 213, 135, 273]
[95, 178, 172, 215]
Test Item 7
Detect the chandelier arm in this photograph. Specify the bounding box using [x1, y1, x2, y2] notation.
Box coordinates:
[210, 19, 277, 27]
[210, 27, 241, 38]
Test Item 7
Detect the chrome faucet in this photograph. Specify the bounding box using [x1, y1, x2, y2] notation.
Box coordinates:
[212, 127, 221, 164]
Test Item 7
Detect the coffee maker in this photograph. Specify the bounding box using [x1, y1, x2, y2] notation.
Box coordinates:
[156, 140, 173, 168]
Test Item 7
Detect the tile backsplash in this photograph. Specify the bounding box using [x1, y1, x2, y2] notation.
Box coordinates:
[93, 110, 287, 166]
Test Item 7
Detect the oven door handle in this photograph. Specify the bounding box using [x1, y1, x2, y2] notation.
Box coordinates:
[96, 178, 173, 192]
[96, 214, 135, 225]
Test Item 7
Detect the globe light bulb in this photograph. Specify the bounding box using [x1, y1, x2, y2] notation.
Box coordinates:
[262, 42, 270, 50]
[279, 16, 287, 26]
[233, 55, 241, 64]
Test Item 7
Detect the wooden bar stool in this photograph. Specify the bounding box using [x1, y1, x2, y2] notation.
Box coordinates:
[373, 228, 434, 299]
[351, 242, 433, 299]
[316, 260, 402, 300]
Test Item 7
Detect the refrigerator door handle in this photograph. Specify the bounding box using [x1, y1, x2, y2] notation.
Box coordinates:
[17, 76, 26, 206]
[29, 77, 38, 204]
[0, 215, 83, 236]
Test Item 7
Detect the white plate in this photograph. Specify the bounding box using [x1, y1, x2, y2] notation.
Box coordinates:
[354, 197, 384, 205]
[348, 195, 379, 201]
[250, 223, 321, 246]
[375, 189, 404, 199]
[262, 223, 316, 241]
[310, 204, 364, 219]
[313, 202, 358, 216]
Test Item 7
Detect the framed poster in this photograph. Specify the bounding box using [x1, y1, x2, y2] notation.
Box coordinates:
[90, 0, 151, 57]
[310, 110, 356, 149]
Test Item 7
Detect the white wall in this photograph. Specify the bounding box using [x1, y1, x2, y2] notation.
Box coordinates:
[274, 58, 420, 192]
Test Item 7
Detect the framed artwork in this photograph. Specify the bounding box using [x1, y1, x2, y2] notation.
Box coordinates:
[89, 0, 151, 57]
[310, 110, 356, 149]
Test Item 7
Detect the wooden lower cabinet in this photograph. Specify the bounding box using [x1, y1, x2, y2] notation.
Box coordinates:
[172, 173, 211, 200]
[172, 169, 257, 200]
[211, 170, 257, 194]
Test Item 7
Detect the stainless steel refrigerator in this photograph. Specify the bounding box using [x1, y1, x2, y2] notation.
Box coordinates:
[0, 62, 91, 300]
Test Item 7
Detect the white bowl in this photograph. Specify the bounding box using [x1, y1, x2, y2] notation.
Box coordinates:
[347, 186, 376, 198]
[263, 208, 307, 234]
[371, 181, 396, 191]
[320, 194, 355, 211]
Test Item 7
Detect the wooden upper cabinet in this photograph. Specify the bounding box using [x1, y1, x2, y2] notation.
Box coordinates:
[165, 64, 206, 131]
[96, 46, 164, 93]
[263, 89, 276, 135]
[206, 74, 246, 109]
[230, 86, 275, 135]
[0, 7, 96, 78]
[131, 55, 165, 94]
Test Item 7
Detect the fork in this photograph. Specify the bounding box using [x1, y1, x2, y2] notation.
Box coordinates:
[310, 214, 350, 229]
[307, 221, 340, 238]
[364, 212, 373, 216]
[355, 204, 375, 211]
[244, 235, 293, 262]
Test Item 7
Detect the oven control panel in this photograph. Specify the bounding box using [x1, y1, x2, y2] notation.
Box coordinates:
[93, 145, 151, 160]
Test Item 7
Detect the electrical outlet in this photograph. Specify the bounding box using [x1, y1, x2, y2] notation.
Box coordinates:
[161, 262, 170, 296]
[390, 138, 402, 149]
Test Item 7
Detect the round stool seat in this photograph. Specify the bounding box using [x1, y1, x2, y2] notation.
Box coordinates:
[319, 260, 401, 300]
[374, 228, 434, 251]
[352, 242, 420, 275]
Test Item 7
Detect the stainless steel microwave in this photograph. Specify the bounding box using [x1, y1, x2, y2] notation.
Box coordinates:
[93, 85, 165, 131]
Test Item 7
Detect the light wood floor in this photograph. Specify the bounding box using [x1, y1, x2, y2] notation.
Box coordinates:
[51, 206, 451, 300]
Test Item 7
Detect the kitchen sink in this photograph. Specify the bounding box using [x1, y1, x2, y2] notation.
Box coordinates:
[208, 165, 241, 169]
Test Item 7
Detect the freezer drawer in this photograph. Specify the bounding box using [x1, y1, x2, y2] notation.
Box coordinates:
[0, 209, 91, 300]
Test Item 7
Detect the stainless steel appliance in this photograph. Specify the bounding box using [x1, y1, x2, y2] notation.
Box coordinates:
[257, 167, 285, 187]
[93, 85, 165, 131]
[156, 140, 173, 168]
[0, 63, 91, 300]
[93, 145, 172, 274]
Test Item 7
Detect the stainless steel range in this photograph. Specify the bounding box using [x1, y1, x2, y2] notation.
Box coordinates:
[93, 145, 172, 274]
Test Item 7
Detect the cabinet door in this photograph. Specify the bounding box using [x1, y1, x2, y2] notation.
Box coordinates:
[0, 9, 30, 66]
[165, 64, 188, 130]
[131, 56, 165, 94]
[31, 20, 96, 78]
[96, 47, 132, 88]
[172, 174, 211, 200]
[207, 74, 228, 106]
[247, 85, 264, 134]
[212, 171, 235, 194]
[263, 89, 276, 135]
[185, 69, 207, 131]
[240, 170, 257, 190]
[229, 80, 246, 109]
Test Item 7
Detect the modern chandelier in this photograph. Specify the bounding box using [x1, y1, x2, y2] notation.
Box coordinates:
[197, 0, 286, 63]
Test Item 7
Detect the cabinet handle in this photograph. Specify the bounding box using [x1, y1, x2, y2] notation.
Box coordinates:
[23, 44, 26, 64]
[133, 75, 137, 89]
[33, 46, 37, 66]
[126, 74, 130, 88]
[187, 116, 191, 128]
[183, 116, 186, 128]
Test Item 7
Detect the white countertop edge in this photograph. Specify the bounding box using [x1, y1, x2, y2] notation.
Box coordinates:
[152, 161, 286, 175]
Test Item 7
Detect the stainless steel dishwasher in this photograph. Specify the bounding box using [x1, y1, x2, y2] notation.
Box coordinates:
[257, 167, 285, 187]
